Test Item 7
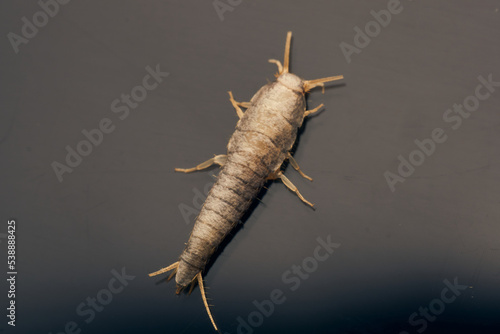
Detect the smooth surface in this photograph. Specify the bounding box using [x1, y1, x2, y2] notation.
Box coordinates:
[1, 1, 499, 333]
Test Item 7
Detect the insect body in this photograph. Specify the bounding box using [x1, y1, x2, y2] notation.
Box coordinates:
[150, 31, 343, 331]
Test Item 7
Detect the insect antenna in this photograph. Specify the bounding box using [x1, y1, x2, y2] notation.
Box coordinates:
[283, 31, 292, 73]
[304, 75, 344, 93]
[268, 30, 292, 75]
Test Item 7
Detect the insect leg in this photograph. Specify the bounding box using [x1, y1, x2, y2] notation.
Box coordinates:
[287, 153, 313, 181]
[304, 104, 324, 118]
[228, 91, 250, 119]
[268, 59, 283, 74]
[175, 155, 227, 173]
[269, 171, 314, 207]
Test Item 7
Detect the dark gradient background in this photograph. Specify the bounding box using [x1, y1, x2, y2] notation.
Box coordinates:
[1, 1, 499, 333]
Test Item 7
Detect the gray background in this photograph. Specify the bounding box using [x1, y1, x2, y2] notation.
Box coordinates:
[1, 1, 499, 333]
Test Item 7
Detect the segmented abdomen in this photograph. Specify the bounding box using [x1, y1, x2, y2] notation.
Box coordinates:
[176, 151, 268, 285]
[176, 82, 304, 286]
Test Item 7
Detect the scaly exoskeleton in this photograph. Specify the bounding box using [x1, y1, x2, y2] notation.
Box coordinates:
[150, 31, 343, 331]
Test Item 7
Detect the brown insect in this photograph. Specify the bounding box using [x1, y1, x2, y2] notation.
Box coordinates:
[150, 31, 343, 331]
